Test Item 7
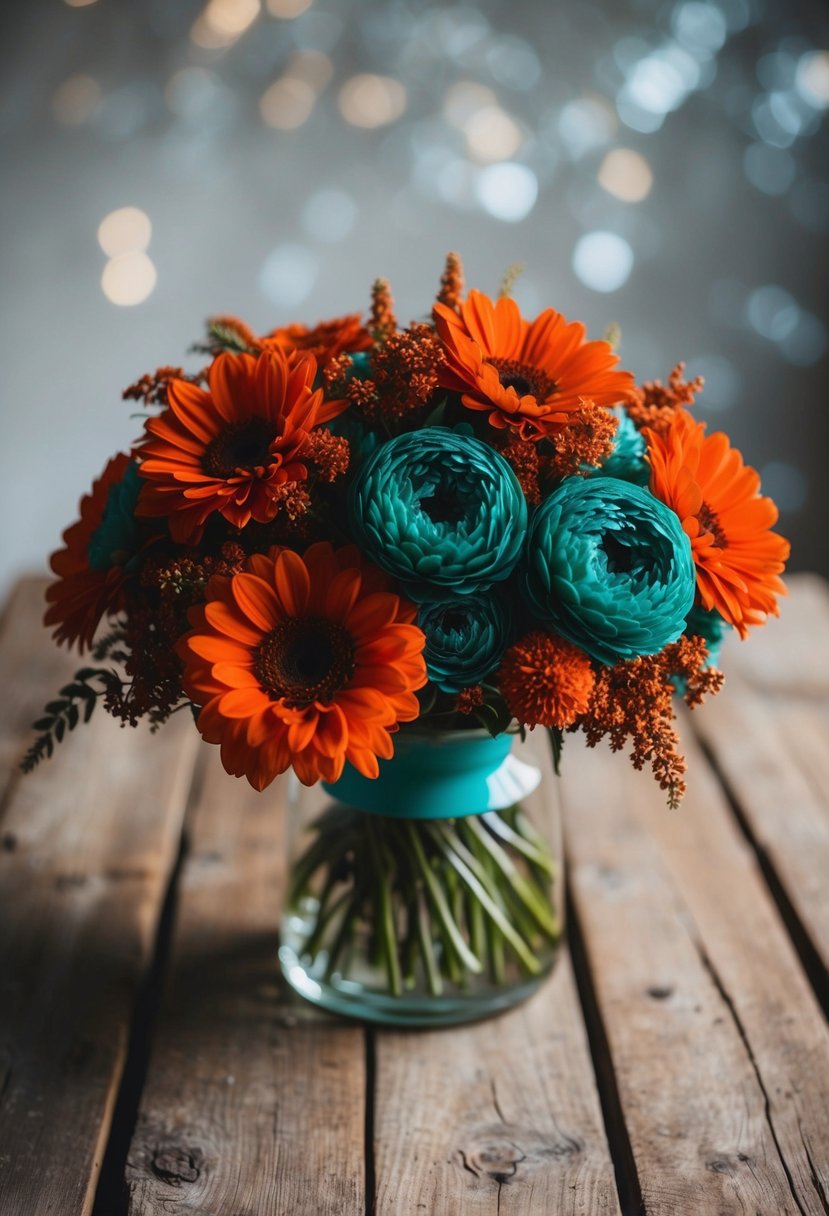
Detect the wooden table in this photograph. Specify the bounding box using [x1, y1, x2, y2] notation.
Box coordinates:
[1, 575, 828, 1216]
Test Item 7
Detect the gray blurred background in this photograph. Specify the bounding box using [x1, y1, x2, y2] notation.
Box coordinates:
[2, 0, 827, 599]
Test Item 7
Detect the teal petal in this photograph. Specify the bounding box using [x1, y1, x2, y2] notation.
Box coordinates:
[349, 427, 527, 601]
[523, 476, 695, 665]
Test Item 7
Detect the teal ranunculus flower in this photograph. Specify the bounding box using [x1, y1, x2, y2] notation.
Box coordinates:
[87, 460, 143, 572]
[596, 406, 649, 484]
[684, 602, 731, 668]
[349, 428, 527, 601]
[524, 476, 695, 665]
[418, 594, 510, 692]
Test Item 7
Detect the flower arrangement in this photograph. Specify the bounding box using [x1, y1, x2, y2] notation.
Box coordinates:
[26, 253, 789, 1021]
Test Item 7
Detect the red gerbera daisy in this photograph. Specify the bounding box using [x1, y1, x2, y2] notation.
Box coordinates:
[178, 542, 428, 789]
[135, 349, 344, 545]
[434, 289, 635, 441]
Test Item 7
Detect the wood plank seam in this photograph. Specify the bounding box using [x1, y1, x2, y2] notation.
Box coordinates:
[690, 729, 829, 1020]
[693, 940, 821, 1216]
[91, 824, 189, 1216]
[365, 1029, 376, 1216]
[566, 886, 644, 1216]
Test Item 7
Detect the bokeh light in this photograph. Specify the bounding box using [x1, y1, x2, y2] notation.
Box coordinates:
[475, 163, 538, 222]
[338, 75, 407, 128]
[52, 76, 101, 125]
[266, 0, 313, 17]
[192, 0, 261, 50]
[101, 253, 157, 307]
[573, 232, 634, 292]
[259, 244, 319, 308]
[97, 208, 152, 258]
[598, 148, 653, 201]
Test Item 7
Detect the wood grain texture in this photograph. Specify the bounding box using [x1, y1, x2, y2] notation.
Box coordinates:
[562, 737, 809, 1215]
[373, 954, 622, 1216]
[639, 717, 829, 1214]
[0, 581, 198, 1216]
[125, 751, 366, 1216]
[372, 736, 621, 1216]
[692, 573, 829, 985]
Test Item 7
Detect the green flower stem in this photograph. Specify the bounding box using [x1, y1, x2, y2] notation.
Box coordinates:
[303, 887, 353, 960]
[478, 844, 506, 985]
[462, 816, 559, 937]
[416, 886, 443, 996]
[367, 819, 403, 998]
[323, 882, 366, 981]
[405, 821, 483, 975]
[289, 805, 559, 995]
[481, 810, 556, 875]
[426, 824, 542, 975]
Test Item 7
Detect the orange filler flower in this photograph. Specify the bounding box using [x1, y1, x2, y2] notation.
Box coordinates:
[433, 289, 635, 441]
[178, 542, 428, 790]
[499, 631, 595, 729]
[136, 349, 344, 544]
[45, 453, 138, 652]
[646, 407, 789, 636]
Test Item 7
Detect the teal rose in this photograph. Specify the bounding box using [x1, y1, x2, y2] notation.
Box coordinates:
[524, 476, 695, 665]
[349, 428, 527, 602]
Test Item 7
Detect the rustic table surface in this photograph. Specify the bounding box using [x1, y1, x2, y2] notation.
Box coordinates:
[1, 575, 828, 1216]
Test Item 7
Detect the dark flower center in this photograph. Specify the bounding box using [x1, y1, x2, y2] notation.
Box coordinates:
[420, 485, 464, 525]
[487, 357, 557, 401]
[254, 618, 356, 706]
[439, 610, 468, 634]
[203, 419, 278, 479]
[601, 532, 637, 574]
[697, 502, 727, 548]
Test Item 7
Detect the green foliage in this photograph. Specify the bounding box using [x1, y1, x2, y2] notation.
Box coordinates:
[20, 668, 119, 773]
[472, 685, 513, 738]
[548, 727, 564, 775]
[197, 319, 257, 356]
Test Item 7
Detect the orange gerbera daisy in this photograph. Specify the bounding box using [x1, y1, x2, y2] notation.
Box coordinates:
[433, 290, 635, 441]
[178, 542, 428, 789]
[263, 313, 373, 367]
[45, 453, 139, 651]
[136, 349, 344, 545]
[498, 631, 595, 729]
[646, 407, 789, 637]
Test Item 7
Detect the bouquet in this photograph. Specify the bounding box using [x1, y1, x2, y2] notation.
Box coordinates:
[26, 252, 789, 1021]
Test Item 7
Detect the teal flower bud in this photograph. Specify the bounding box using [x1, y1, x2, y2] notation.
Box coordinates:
[418, 594, 510, 693]
[597, 406, 649, 484]
[87, 459, 142, 572]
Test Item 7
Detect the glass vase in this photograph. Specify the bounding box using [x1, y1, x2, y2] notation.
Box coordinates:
[278, 728, 563, 1027]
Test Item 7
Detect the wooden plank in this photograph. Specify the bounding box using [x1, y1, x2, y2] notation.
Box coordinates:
[372, 736, 621, 1216]
[0, 579, 79, 809]
[718, 574, 829, 697]
[0, 580, 199, 1216]
[692, 673, 829, 982]
[638, 716, 829, 1212]
[562, 736, 809, 1215]
[373, 954, 622, 1215]
[125, 751, 366, 1216]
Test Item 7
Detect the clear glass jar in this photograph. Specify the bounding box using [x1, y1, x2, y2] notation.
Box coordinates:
[278, 728, 563, 1027]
